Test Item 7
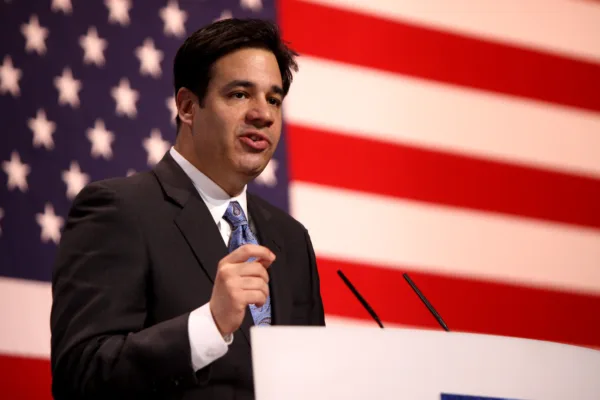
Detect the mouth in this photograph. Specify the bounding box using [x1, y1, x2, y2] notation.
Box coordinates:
[238, 131, 270, 151]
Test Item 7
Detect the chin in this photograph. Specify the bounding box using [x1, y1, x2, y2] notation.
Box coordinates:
[246, 163, 270, 180]
[246, 164, 267, 177]
[236, 155, 269, 175]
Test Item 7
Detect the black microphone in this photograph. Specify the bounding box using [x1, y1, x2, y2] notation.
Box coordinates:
[337, 269, 450, 332]
[403, 273, 450, 332]
[337, 269, 384, 328]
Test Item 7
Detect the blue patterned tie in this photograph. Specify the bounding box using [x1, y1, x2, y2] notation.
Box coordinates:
[223, 201, 271, 326]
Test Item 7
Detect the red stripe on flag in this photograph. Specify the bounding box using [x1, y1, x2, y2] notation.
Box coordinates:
[318, 257, 600, 348]
[288, 124, 600, 230]
[0, 354, 52, 399]
[279, 0, 600, 113]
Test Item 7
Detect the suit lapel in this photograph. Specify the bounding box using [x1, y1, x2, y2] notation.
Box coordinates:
[174, 196, 228, 284]
[248, 195, 293, 328]
[152, 153, 227, 284]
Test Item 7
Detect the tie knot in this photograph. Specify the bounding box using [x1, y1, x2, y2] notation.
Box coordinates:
[224, 201, 248, 228]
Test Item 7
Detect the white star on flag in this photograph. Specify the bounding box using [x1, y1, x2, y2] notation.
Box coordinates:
[111, 78, 139, 118]
[2, 151, 31, 192]
[159, 0, 188, 38]
[0, 55, 22, 97]
[80, 26, 108, 67]
[166, 96, 177, 125]
[20, 14, 49, 56]
[255, 158, 278, 187]
[0, 207, 4, 236]
[62, 161, 90, 200]
[54, 67, 82, 108]
[215, 10, 233, 21]
[143, 129, 170, 166]
[51, 0, 73, 14]
[87, 119, 115, 160]
[28, 109, 56, 150]
[135, 38, 164, 78]
[240, 0, 263, 12]
[36, 203, 64, 245]
[105, 0, 131, 26]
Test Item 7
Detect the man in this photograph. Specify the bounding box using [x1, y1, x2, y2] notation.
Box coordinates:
[50, 18, 325, 400]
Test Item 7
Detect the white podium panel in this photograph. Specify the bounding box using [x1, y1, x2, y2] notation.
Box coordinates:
[250, 326, 600, 400]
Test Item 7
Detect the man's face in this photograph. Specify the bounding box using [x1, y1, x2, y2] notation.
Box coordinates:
[189, 47, 283, 191]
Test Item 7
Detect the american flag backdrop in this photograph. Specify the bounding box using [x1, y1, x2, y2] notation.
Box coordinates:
[1, 0, 599, 398]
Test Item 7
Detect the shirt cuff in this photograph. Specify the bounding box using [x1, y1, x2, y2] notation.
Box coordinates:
[188, 302, 233, 371]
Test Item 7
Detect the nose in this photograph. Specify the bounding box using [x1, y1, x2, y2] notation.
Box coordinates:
[245, 99, 274, 129]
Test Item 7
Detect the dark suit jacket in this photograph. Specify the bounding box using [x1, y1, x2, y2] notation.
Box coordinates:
[49, 152, 326, 400]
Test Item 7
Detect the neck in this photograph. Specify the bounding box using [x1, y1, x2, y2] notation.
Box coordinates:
[174, 135, 246, 198]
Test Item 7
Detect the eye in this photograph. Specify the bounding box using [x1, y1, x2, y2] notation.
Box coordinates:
[230, 91, 248, 99]
[268, 97, 282, 107]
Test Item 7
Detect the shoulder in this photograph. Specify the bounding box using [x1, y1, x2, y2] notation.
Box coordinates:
[67, 171, 161, 221]
[76, 170, 158, 202]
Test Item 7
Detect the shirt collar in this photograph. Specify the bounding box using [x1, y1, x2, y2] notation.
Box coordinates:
[169, 146, 248, 225]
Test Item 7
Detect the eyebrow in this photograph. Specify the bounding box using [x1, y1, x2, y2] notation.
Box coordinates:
[222, 80, 284, 97]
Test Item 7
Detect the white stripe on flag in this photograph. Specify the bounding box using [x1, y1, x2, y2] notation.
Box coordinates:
[290, 182, 600, 295]
[284, 56, 600, 178]
[0, 277, 51, 358]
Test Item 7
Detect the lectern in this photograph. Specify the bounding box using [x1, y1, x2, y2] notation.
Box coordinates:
[250, 325, 600, 400]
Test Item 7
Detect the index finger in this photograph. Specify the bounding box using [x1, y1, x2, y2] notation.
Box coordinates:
[225, 244, 275, 265]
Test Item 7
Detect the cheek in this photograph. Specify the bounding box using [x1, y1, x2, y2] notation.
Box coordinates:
[213, 106, 242, 134]
[272, 120, 283, 142]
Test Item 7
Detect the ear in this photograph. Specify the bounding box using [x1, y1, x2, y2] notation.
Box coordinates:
[176, 87, 197, 128]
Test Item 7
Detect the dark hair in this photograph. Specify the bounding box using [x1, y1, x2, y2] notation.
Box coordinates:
[172, 18, 299, 130]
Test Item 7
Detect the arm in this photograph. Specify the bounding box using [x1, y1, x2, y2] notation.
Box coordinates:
[50, 181, 207, 399]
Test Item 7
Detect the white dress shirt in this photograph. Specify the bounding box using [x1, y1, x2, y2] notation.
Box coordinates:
[170, 146, 247, 372]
